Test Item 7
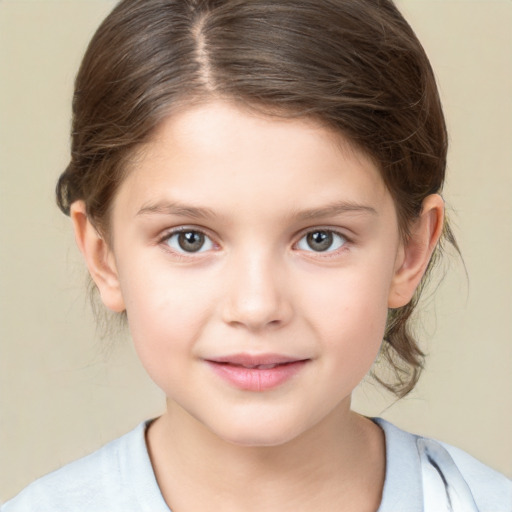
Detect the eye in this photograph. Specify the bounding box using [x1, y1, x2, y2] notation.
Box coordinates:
[296, 230, 347, 253]
[164, 229, 214, 253]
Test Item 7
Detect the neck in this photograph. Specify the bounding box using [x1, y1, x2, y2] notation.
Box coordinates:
[146, 399, 385, 512]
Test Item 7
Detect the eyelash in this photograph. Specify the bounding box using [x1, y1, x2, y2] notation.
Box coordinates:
[158, 226, 352, 259]
[294, 229, 350, 256]
[158, 227, 218, 259]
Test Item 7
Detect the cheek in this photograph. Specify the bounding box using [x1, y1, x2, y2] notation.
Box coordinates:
[121, 257, 212, 325]
[298, 266, 391, 364]
[118, 262, 216, 381]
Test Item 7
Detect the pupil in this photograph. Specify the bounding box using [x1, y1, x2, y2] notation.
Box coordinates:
[307, 231, 332, 252]
[178, 231, 204, 252]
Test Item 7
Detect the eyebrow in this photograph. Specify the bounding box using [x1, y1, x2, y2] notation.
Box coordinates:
[136, 201, 217, 220]
[293, 201, 378, 221]
[136, 200, 377, 221]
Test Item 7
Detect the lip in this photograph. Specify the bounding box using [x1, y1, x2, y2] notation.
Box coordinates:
[205, 353, 309, 392]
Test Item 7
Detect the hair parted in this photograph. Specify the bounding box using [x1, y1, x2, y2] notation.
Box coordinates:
[57, 0, 457, 397]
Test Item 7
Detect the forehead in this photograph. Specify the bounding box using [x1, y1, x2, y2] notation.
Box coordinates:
[115, 100, 393, 222]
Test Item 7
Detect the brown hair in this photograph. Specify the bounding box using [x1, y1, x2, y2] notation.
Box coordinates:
[57, 0, 457, 397]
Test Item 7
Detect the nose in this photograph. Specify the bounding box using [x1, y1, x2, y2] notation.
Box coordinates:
[221, 251, 293, 331]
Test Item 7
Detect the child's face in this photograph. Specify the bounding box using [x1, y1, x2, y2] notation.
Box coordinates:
[102, 101, 406, 445]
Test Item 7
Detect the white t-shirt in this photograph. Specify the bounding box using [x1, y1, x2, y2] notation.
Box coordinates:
[2, 418, 511, 511]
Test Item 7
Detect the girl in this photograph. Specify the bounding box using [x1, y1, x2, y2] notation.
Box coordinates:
[2, 0, 510, 510]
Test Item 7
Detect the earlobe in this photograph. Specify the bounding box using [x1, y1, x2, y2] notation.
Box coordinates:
[388, 194, 445, 309]
[70, 201, 126, 313]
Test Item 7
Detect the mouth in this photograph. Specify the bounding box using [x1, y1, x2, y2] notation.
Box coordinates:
[205, 353, 309, 392]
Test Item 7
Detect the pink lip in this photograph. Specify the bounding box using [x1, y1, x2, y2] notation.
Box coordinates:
[205, 353, 309, 392]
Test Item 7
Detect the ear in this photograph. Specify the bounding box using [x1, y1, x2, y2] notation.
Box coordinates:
[388, 194, 445, 309]
[70, 201, 126, 312]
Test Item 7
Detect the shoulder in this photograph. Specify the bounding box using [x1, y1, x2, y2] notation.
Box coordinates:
[1, 422, 166, 512]
[374, 418, 512, 512]
[439, 440, 512, 511]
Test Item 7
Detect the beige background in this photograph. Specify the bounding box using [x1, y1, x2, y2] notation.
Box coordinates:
[0, 0, 511, 502]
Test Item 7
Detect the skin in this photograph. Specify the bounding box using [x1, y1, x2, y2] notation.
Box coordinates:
[72, 100, 444, 511]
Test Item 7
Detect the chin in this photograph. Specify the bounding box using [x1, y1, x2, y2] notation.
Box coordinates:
[222, 432, 297, 448]
[210, 417, 309, 448]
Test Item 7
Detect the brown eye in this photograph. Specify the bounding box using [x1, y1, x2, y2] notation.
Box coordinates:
[178, 231, 205, 252]
[165, 230, 213, 253]
[297, 230, 347, 252]
[307, 231, 332, 251]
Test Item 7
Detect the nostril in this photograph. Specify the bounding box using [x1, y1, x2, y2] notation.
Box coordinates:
[222, 303, 291, 331]
[220, 266, 294, 329]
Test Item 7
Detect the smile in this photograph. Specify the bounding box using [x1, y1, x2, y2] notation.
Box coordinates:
[234, 363, 279, 369]
[205, 354, 309, 392]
